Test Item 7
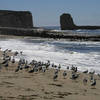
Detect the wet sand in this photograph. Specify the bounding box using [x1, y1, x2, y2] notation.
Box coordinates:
[0, 50, 100, 100]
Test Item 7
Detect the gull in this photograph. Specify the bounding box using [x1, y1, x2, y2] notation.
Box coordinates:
[63, 71, 67, 79]
[67, 66, 69, 70]
[58, 64, 61, 71]
[83, 70, 88, 74]
[91, 79, 96, 88]
[54, 69, 58, 75]
[12, 56, 15, 63]
[53, 74, 58, 81]
[83, 78, 88, 85]
[70, 73, 79, 80]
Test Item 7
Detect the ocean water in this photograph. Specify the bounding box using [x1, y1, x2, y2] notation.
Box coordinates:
[0, 37, 100, 73]
[44, 26, 100, 35]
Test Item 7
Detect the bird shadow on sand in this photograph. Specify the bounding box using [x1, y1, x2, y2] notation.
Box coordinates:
[48, 83, 63, 87]
[17, 94, 39, 100]
[91, 87, 96, 89]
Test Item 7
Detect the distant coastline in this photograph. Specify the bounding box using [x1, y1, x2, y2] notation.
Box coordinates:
[42, 26, 60, 30]
[0, 10, 100, 41]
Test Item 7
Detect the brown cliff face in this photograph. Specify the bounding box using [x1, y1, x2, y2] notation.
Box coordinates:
[0, 10, 33, 28]
[60, 13, 100, 30]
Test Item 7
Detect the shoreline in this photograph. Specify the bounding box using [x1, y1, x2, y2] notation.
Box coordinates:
[0, 34, 100, 42]
[0, 27, 100, 41]
[0, 36, 100, 74]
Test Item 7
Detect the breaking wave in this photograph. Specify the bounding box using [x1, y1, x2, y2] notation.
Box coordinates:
[0, 38, 100, 73]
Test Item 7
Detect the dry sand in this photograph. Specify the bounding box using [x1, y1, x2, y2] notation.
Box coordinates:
[0, 49, 100, 100]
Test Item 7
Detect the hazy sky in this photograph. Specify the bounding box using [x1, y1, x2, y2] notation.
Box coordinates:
[0, 0, 100, 26]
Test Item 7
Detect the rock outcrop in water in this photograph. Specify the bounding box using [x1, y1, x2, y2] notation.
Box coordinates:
[0, 10, 33, 28]
[60, 13, 76, 30]
[60, 13, 100, 30]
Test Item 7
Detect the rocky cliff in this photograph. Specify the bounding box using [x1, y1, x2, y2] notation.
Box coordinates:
[60, 13, 76, 30]
[0, 10, 33, 28]
[60, 13, 100, 30]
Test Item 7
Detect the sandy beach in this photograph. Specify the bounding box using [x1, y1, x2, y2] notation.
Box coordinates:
[0, 49, 100, 100]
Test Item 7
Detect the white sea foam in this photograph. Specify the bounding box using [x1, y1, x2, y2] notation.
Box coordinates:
[0, 38, 100, 73]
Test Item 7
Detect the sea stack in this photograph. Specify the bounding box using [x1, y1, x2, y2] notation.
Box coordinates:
[0, 10, 33, 28]
[60, 13, 76, 30]
[60, 13, 100, 30]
